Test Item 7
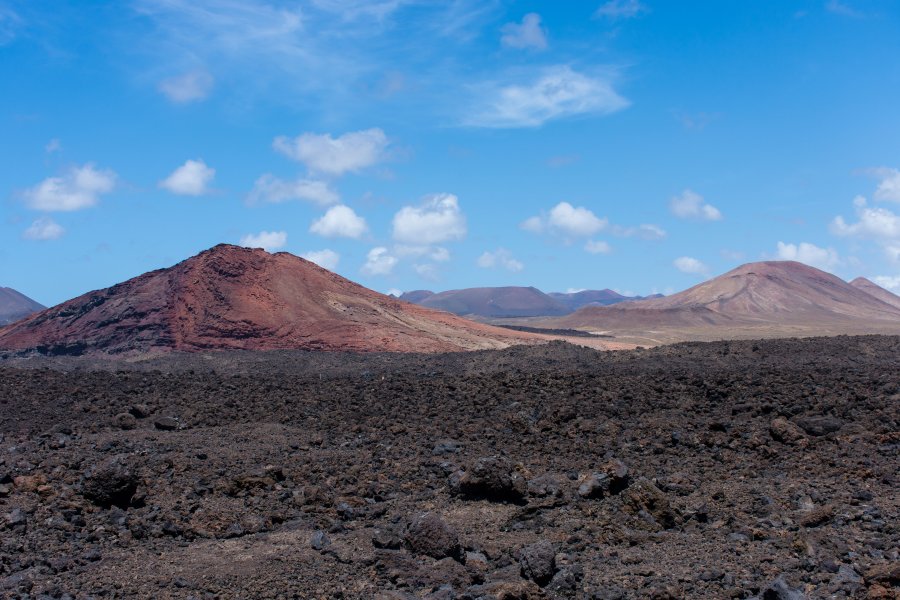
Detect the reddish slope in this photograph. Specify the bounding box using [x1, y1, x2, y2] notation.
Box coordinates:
[0, 287, 45, 325]
[0, 245, 539, 355]
[561, 261, 900, 331]
[850, 277, 900, 311]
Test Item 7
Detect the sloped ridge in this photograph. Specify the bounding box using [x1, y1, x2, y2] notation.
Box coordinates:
[850, 277, 900, 310]
[562, 261, 900, 330]
[0, 287, 45, 326]
[0, 245, 537, 355]
[411, 286, 570, 318]
[549, 289, 654, 311]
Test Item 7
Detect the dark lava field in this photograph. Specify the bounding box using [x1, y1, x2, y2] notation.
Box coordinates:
[1, 336, 898, 599]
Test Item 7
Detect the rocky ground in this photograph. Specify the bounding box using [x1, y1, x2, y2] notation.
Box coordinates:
[1, 336, 898, 599]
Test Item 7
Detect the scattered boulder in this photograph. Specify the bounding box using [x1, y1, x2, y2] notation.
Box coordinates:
[755, 575, 805, 600]
[310, 530, 330, 551]
[527, 472, 568, 499]
[81, 457, 139, 509]
[129, 404, 152, 418]
[450, 456, 526, 503]
[798, 504, 833, 528]
[113, 412, 137, 430]
[432, 440, 461, 456]
[578, 459, 630, 499]
[518, 540, 556, 586]
[4, 508, 27, 534]
[621, 478, 680, 529]
[404, 512, 462, 561]
[153, 417, 180, 431]
[769, 418, 806, 445]
[792, 415, 843, 437]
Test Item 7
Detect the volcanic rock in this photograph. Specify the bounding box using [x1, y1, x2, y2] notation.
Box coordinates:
[0, 245, 538, 355]
[518, 540, 556, 585]
[81, 457, 139, 508]
[450, 456, 527, 502]
[404, 512, 462, 561]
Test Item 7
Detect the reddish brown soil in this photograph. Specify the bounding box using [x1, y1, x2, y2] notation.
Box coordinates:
[0, 245, 538, 355]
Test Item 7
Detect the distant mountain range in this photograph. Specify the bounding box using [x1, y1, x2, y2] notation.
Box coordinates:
[0, 287, 45, 326]
[0, 245, 536, 355]
[554, 261, 900, 343]
[399, 287, 656, 318]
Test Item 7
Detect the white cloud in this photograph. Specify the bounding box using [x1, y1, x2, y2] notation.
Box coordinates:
[413, 263, 440, 280]
[24, 164, 116, 212]
[394, 245, 451, 261]
[594, 0, 648, 19]
[523, 201, 607, 239]
[23, 217, 65, 241]
[392, 193, 467, 244]
[867, 167, 900, 203]
[501, 13, 547, 50]
[158, 70, 214, 103]
[669, 189, 722, 221]
[160, 159, 215, 196]
[674, 256, 709, 276]
[467, 66, 629, 128]
[361, 246, 397, 276]
[310, 205, 368, 239]
[45, 139, 62, 154]
[775, 241, 840, 271]
[831, 197, 900, 239]
[872, 276, 900, 293]
[247, 175, 338, 206]
[273, 128, 389, 176]
[477, 248, 524, 272]
[240, 230, 287, 252]
[300, 248, 340, 270]
[584, 240, 612, 254]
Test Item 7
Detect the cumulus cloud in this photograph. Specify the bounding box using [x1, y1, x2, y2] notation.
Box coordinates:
[160, 159, 215, 196]
[523, 202, 607, 238]
[831, 197, 900, 239]
[674, 256, 709, 276]
[501, 13, 547, 50]
[247, 175, 338, 206]
[868, 167, 900, 203]
[240, 230, 287, 252]
[23, 217, 64, 241]
[669, 190, 722, 221]
[477, 248, 524, 272]
[24, 164, 116, 211]
[392, 193, 467, 245]
[310, 205, 368, 239]
[467, 66, 629, 128]
[594, 0, 648, 19]
[584, 240, 612, 254]
[361, 246, 397, 276]
[273, 128, 389, 176]
[301, 249, 340, 270]
[158, 69, 214, 103]
[776, 241, 840, 271]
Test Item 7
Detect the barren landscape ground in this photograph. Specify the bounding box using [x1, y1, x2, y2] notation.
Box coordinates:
[1, 335, 898, 599]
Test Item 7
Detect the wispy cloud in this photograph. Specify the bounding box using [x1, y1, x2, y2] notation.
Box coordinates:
[477, 248, 524, 272]
[594, 0, 648, 20]
[23, 217, 65, 241]
[247, 175, 339, 206]
[825, 0, 864, 18]
[465, 66, 629, 128]
[158, 69, 214, 103]
[500, 13, 547, 50]
[669, 189, 723, 221]
[274, 128, 390, 177]
[865, 167, 900, 202]
[0, 6, 21, 46]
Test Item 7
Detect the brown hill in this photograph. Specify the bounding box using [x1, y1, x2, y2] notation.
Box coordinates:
[409, 286, 570, 318]
[0, 245, 540, 355]
[398, 290, 435, 304]
[850, 277, 900, 310]
[548, 289, 657, 311]
[0, 287, 45, 325]
[556, 261, 900, 343]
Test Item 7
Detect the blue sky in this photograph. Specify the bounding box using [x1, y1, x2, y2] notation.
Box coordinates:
[2, 0, 900, 306]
